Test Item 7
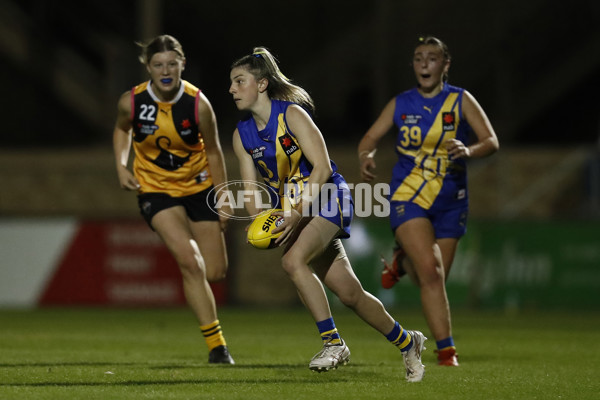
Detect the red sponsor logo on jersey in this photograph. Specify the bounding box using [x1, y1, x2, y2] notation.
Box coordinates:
[278, 133, 299, 156]
[442, 112, 455, 131]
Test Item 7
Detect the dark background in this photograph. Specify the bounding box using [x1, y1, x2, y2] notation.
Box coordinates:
[1, 0, 599, 312]
[2, 0, 600, 150]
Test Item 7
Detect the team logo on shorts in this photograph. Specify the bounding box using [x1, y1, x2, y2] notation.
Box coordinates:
[442, 112, 455, 131]
[142, 201, 152, 215]
[459, 211, 468, 227]
[395, 204, 405, 217]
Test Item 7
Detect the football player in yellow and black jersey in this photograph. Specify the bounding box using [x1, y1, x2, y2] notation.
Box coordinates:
[358, 36, 499, 367]
[230, 47, 426, 381]
[112, 35, 234, 364]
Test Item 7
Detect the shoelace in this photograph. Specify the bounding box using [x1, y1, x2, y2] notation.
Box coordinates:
[317, 343, 344, 358]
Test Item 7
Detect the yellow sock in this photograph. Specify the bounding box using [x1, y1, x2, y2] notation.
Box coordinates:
[200, 320, 226, 351]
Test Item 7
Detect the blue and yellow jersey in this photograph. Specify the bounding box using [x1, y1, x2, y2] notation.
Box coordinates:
[130, 80, 212, 197]
[236, 99, 340, 210]
[390, 84, 470, 210]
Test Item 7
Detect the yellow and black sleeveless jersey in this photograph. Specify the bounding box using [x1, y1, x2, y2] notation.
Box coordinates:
[130, 80, 212, 197]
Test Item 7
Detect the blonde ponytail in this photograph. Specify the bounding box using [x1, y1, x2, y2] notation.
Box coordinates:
[232, 47, 315, 114]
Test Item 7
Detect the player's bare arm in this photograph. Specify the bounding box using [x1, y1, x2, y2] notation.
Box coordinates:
[358, 97, 396, 181]
[198, 91, 232, 226]
[449, 90, 499, 159]
[113, 91, 140, 190]
[233, 129, 261, 219]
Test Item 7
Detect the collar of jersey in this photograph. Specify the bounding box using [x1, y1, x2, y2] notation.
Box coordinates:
[147, 80, 185, 104]
[256, 108, 277, 142]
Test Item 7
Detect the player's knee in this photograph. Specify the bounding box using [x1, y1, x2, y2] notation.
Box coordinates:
[329, 278, 364, 308]
[336, 289, 361, 308]
[175, 241, 207, 278]
[176, 253, 205, 275]
[281, 252, 304, 278]
[206, 264, 228, 282]
[417, 262, 445, 287]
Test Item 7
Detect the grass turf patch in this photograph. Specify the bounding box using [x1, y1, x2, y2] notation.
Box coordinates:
[0, 307, 598, 399]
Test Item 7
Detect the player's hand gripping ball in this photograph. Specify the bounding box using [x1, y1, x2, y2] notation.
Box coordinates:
[247, 209, 284, 249]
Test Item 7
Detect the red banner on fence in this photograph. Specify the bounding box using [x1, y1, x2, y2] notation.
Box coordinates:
[39, 221, 227, 306]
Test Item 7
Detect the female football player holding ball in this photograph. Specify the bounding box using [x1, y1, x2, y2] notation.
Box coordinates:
[230, 47, 426, 382]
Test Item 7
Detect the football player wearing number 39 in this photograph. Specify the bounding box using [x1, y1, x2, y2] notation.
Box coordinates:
[358, 36, 499, 366]
[112, 35, 234, 364]
[230, 47, 426, 382]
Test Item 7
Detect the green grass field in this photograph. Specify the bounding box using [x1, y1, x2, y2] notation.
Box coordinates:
[0, 307, 598, 399]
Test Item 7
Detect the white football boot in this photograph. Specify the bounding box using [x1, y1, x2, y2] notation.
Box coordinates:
[402, 330, 427, 382]
[309, 339, 350, 372]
